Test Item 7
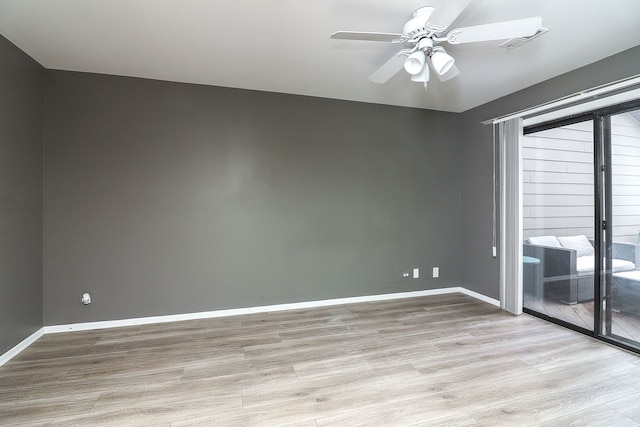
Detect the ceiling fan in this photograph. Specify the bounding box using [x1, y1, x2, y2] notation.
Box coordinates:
[331, 0, 543, 89]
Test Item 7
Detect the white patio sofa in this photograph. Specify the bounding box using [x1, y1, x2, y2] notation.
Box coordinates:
[523, 235, 638, 304]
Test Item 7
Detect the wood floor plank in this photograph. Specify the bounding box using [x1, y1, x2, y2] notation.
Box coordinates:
[537, 404, 638, 427]
[472, 376, 638, 425]
[604, 391, 640, 422]
[1, 293, 639, 426]
[315, 394, 478, 427]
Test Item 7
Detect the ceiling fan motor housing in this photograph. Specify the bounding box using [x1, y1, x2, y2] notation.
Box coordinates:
[403, 6, 435, 39]
[411, 6, 435, 19]
[418, 38, 433, 51]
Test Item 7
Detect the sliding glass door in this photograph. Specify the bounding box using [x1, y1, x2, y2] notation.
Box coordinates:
[522, 117, 595, 332]
[522, 101, 640, 352]
[602, 107, 640, 348]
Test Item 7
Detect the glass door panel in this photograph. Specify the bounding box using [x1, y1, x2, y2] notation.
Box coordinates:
[522, 119, 595, 331]
[603, 109, 640, 349]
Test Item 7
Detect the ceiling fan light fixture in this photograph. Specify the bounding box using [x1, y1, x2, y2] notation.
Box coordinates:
[403, 51, 426, 75]
[332, 2, 546, 90]
[411, 63, 430, 83]
[411, 63, 429, 90]
[430, 50, 455, 76]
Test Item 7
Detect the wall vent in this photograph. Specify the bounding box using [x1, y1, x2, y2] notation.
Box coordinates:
[500, 27, 548, 49]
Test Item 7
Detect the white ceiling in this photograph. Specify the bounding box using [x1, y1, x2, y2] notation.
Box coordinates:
[1, 0, 639, 113]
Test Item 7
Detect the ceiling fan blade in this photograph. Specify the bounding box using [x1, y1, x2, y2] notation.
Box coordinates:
[369, 53, 406, 84]
[425, 0, 473, 33]
[331, 31, 403, 42]
[446, 17, 542, 44]
[433, 63, 460, 82]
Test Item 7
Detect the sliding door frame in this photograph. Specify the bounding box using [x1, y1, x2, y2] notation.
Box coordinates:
[521, 114, 598, 337]
[521, 99, 640, 355]
[599, 99, 640, 350]
[601, 114, 612, 338]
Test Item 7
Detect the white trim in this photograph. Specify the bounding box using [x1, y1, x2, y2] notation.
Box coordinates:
[523, 88, 640, 127]
[2, 288, 500, 362]
[484, 74, 640, 125]
[457, 287, 500, 307]
[0, 328, 45, 368]
[44, 287, 499, 333]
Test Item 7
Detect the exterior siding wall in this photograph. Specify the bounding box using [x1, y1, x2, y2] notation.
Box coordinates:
[523, 114, 640, 243]
[612, 113, 640, 242]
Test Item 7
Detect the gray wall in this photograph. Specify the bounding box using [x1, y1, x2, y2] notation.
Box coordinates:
[43, 71, 462, 325]
[0, 35, 44, 353]
[460, 46, 640, 299]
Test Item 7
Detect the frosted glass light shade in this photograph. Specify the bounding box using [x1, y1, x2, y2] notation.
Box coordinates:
[411, 63, 430, 83]
[430, 51, 455, 76]
[404, 51, 426, 75]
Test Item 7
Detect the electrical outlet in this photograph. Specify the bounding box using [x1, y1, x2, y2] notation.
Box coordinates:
[413, 268, 420, 279]
[81, 292, 92, 305]
[432, 267, 439, 278]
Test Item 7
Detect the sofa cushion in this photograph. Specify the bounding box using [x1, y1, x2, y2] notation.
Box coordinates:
[612, 270, 640, 280]
[558, 235, 594, 257]
[575, 256, 635, 275]
[525, 236, 562, 248]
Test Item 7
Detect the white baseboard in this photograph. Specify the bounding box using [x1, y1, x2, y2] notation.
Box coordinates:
[3, 287, 500, 364]
[45, 287, 500, 333]
[456, 287, 501, 307]
[0, 328, 45, 368]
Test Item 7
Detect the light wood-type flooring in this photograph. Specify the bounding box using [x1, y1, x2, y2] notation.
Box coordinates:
[2, 293, 640, 426]
[525, 296, 640, 343]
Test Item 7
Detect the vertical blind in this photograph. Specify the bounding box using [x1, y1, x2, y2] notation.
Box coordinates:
[499, 118, 523, 315]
